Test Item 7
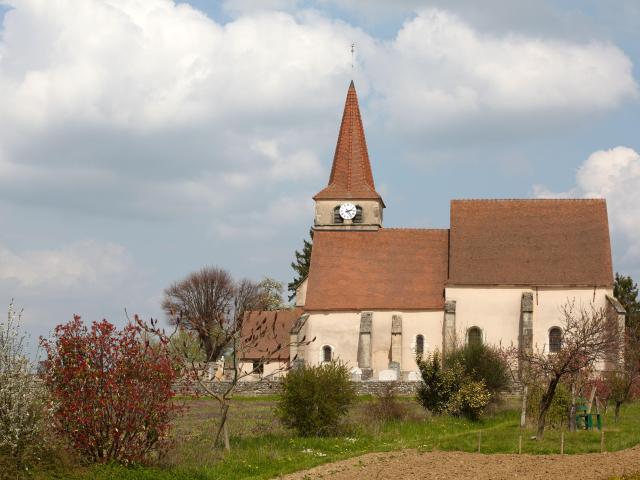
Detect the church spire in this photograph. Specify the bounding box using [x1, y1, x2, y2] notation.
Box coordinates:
[314, 81, 383, 205]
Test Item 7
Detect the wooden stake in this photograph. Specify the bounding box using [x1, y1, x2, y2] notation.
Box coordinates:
[478, 432, 482, 453]
[560, 431, 564, 455]
[587, 385, 597, 414]
[520, 385, 528, 428]
[518, 435, 522, 454]
[600, 429, 605, 453]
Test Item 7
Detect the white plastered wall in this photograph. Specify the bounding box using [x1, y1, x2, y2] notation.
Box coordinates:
[295, 278, 308, 307]
[238, 360, 288, 382]
[303, 311, 443, 376]
[446, 286, 613, 351]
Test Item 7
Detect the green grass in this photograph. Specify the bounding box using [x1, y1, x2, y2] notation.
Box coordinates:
[32, 398, 640, 480]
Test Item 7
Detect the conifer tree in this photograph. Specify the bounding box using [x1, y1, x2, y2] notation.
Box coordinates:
[288, 229, 313, 301]
[614, 272, 640, 327]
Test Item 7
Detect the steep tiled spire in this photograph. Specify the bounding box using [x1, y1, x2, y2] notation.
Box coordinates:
[314, 81, 383, 203]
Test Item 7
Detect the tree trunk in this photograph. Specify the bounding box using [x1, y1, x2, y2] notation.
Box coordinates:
[569, 382, 577, 432]
[214, 403, 230, 449]
[537, 376, 560, 440]
[615, 401, 622, 423]
[223, 419, 230, 451]
[520, 384, 528, 428]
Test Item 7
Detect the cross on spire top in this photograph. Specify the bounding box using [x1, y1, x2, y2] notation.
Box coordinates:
[351, 42, 355, 69]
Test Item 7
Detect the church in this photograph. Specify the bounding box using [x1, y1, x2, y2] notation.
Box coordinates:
[240, 81, 625, 381]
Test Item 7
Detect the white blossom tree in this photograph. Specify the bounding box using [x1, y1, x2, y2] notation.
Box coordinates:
[0, 301, 49, 473]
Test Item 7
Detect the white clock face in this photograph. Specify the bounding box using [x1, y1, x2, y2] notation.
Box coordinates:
[339, 203, 357, 220]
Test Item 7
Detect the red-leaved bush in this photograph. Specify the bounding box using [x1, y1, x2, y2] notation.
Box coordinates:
[40, 316, 182, 464]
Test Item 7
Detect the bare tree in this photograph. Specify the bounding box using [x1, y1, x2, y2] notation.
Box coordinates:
[516, 301, 621, 439]
[148, 266, 313, 452]
[607, 323, 640, 422]
[161, 267, 266, 363]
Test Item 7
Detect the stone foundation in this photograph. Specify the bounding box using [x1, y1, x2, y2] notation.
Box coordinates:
[181, 380, 420, 397]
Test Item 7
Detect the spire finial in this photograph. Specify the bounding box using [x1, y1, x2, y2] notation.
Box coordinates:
[351, 42, 355, 70]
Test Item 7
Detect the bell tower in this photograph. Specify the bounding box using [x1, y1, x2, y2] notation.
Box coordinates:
[313, 81, 385, 231]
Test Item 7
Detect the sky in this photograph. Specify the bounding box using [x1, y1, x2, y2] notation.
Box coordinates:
[0, 0, 639, 352]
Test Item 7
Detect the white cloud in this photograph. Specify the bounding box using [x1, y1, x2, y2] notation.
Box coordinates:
[222, 0, 300, 16]
[212, 192, 314, 240]
[0, 0, 358, 222]
[252, 140, 324, 181]
[0, 240, 133, 290]
[0, 1, 356, 131]
[367, 9, 638, 136]
[535, 146, 640, 272]
[0, 1, 636, 223]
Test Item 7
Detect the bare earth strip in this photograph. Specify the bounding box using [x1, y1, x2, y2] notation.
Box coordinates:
[280, 446, 640, 480]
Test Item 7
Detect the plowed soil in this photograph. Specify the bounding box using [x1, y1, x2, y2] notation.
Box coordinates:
[280, 446, 640, 479]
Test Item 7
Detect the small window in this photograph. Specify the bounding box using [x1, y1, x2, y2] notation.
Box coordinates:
[549, 327, 562, 353]
[353, 205, 363, 224]
[333, 206, 344, 224]
[468, 327, 482, 347]
[252, 360, 264, 375]
[322, 345, 333, 362]
[416, 335, 425, 356]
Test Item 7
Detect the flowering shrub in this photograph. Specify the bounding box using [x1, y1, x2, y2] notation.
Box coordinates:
[416, 351, 490, 420]
[416, 351, 460, 414]
[0, 302, 49, 474]
[446, 380, 491, 420]
[40, 316, 181, 464]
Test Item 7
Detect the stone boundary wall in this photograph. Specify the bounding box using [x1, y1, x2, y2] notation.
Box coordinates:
[178, 380, 420, 397]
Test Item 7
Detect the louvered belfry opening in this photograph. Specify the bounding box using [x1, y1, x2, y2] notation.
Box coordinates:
[353, 205, 363, 223]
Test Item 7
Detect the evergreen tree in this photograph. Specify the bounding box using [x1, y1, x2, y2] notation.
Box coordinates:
[288, 229, 313, 301]
[614, 272, 640, 327]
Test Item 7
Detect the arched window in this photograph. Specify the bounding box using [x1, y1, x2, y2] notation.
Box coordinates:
[549, 327, 562, 353]
[322, 345, 333, 362]
[333, 206, 344, 224]
[416, 334, 425, 356]
[468, 327, 482, 347]
[252, 360, 264, 375]
[353, 205, 363, 224]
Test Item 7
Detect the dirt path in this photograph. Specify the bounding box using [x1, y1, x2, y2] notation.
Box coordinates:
[280, 446, 640, 479]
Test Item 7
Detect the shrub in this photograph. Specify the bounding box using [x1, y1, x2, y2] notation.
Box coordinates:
[0, 302, 50, 476]
[370, 383, 408, 422]
[446, 379, 491, 420]
[445, 343, 510, 397]
[526, 382, 572, 429]
[277, 362, 356, 436]
[416, 351, 461, 414]
[416, 351, 490, 420]
[40, 316, 182, 464]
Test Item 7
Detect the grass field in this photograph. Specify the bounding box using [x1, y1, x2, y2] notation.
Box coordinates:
[33, 396, 640, 480]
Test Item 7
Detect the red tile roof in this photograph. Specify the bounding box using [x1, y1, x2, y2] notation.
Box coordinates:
[448, 199, 613, 286]
[314, 81, 383, 204]
[240, 308, 303, 360]
[304, 229, 449, 310]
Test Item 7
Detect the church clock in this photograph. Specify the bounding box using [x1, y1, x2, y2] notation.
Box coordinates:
[339, 203, 357, 220]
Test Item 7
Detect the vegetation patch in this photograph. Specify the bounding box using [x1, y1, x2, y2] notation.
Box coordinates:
[22, 397, 640, 480]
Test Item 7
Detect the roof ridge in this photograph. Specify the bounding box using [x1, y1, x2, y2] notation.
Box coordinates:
[382, 227, 449, 232]
[452, 198, 605, 202]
